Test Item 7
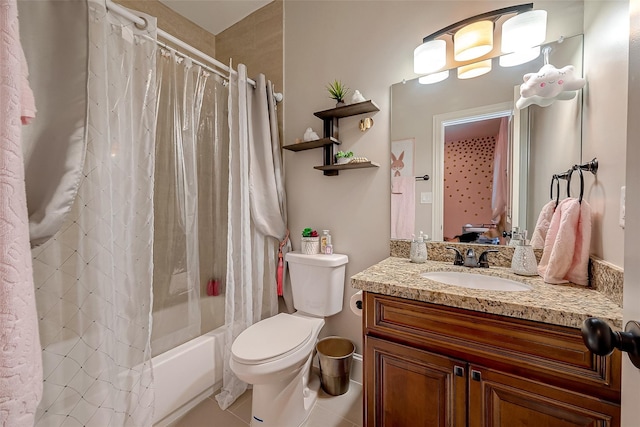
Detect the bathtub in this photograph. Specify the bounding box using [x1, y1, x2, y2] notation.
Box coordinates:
[151, 296, 226, 426]
[151, 326, 225, 426]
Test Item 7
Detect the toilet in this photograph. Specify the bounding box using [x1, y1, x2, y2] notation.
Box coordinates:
[230, 252, 349, 427]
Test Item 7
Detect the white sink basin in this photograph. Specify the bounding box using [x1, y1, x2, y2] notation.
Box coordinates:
[420, 271, 532, 292]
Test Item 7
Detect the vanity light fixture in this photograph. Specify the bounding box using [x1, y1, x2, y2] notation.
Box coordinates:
[418, 70, 450, 85]
[499, 9, 547, 66]
[413, 3, 546, 80]
[501, 10, 547, 54]
[457, 59, 492, 79]
[413, 39, 446, 74]
[454, 20, 494, 61]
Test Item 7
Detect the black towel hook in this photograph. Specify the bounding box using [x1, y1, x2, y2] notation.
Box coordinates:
[575, 158, 598, 176]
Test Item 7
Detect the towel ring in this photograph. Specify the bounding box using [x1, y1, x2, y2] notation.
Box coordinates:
[550, 175, 561, 208]
[576, 166, 584, 203]
[565, 168, 573, 199]
[555, 169, 572, 201]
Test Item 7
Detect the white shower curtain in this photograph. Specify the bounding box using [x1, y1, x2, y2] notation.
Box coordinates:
[32, 2, 157, 425]
[216, 64, 288, 410]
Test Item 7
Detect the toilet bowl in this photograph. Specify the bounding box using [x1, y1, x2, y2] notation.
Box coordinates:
[230, 252, 348, 427]
[230, 313, 324, 427]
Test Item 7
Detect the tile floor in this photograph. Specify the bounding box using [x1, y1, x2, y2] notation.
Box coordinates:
[171, 381, 363, 427]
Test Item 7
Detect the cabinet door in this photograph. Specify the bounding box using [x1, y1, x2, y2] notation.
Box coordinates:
[468, 365, 621, 427]
[364, 336, 466, 427]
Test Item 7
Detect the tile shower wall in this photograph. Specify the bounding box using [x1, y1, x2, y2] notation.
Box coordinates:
[215, 0, 284, 136]
[114, 0, 216, 58]
[444, 136, 496, 240]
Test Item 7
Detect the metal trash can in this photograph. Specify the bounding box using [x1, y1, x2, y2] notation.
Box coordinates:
[316, 336, 355, 396]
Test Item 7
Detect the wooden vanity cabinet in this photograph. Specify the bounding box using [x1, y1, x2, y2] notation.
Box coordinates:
[363, 292, 621, 427]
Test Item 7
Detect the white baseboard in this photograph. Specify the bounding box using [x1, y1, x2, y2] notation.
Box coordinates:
[351, 353, 363, 385]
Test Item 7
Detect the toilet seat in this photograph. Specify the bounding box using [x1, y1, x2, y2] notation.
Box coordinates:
[232, 313, 316, 365]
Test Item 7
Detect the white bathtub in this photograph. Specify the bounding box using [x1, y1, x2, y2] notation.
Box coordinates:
[151, 296, 226, 425]
[151, 326, 225, 426]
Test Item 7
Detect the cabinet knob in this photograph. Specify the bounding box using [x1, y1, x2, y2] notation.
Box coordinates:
[581, 317, 640, 369]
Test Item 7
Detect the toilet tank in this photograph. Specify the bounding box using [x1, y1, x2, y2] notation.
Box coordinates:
[285, 252, 349, 317]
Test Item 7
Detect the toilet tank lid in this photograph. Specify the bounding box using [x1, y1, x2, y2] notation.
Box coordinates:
[285, 252, 348, 267]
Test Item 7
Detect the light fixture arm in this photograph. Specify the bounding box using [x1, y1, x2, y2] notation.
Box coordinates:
[422, 3, 533, 42]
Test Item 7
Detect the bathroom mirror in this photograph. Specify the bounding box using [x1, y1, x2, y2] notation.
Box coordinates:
[390, 34, 583, 244]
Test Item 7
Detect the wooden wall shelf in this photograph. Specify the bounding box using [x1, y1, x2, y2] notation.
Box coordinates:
[313, 100, 380, 120]
[288, 100, 380, 176]
[283, 137, 340, 152]
[313, 161, 380, 172]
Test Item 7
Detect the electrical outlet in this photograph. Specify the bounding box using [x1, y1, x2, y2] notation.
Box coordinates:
[420, 192, 433, 204]
[620, 186, 626, 228]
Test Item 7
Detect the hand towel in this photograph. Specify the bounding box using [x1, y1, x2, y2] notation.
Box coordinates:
[391, 176, 415, 239]
[530, 200, 556, 250]
[566, 200, 592, 286]
[391, 176, 404, 194]
[537, 198, 591, 285]
[0, 1, 43, 425]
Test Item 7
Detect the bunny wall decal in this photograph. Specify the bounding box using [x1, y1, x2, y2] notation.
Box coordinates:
[391, 151, 405, 177]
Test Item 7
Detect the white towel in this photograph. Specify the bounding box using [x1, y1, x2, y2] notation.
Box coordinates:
[391, 176, 415, 239]
[0, 1, 43, 424]
[537, 198, 591, 285]
[530, 200, 556, 250]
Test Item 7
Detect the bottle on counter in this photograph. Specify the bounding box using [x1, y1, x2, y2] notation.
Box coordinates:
[410, 231, 428, 263]
[321, 230, 332, 254]
[511, 230, 538, 276]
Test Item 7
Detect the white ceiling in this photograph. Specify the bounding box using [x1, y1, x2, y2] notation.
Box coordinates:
[159, 0, 273, 35]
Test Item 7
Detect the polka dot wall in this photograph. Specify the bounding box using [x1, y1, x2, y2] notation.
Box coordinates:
[443, 136, 496, 240]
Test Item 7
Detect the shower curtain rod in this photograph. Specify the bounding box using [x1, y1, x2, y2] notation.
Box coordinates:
[105, 0, 257, 87]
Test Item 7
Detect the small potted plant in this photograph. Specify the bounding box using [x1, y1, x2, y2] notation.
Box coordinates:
[335, 150, 354, 165]
[326, 80, 350, 107]
[301, 228, 319, 254]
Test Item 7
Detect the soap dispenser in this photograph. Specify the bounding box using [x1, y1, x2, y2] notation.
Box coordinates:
[508, 226, 521, 247]
[510, 230, 538, 276]
[410, 231, 428, 263]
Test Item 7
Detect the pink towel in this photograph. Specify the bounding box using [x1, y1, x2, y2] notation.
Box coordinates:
[0, 2, 43, 425]
[537, 198, 591, 285]
[391, 176, 415, 239]
[566, 200, 591, 285]
[530, 200, 556, 250]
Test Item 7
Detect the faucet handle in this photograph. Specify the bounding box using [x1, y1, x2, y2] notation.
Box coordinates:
[445, 247, 464, 266]
[478, 249, 499, 268]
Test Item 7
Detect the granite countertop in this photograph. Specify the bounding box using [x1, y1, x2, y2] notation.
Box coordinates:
[351, 257, 623, 329]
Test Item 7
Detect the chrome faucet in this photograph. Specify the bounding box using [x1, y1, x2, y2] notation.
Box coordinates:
[446, 247, 499, 268]
[464, 248, 478, 267]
